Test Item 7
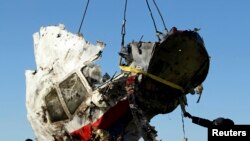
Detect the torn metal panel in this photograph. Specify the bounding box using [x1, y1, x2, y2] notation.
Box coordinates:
[120, 42, 156, 71]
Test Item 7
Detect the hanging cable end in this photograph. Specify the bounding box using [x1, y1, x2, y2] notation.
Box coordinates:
[156, 31, 165, 42]
[77, 32, 83, 37]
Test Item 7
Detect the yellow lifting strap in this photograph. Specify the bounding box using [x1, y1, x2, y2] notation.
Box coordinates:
[120, 66, 185, 93]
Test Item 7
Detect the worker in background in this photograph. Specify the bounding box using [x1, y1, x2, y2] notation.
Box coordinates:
[184, 112, 234, 127]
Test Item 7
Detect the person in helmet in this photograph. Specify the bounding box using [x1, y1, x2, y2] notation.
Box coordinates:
[184, 112, 234, 127]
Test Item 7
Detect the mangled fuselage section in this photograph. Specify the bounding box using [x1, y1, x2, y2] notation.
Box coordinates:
[26, 25, 209, 141]
[26, 24, 106, 140]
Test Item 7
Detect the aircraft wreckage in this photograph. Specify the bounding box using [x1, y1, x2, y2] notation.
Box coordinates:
[26, 23, 209, 141]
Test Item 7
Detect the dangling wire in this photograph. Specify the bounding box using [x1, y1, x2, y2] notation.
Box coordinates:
[119, 0, 128, 65]
[78, 0, 91, 34]
[181, 110, 186, 139]
[145, 0, 160, 41]
[180, 96, 188, 141]
[152, 0, 168, 32]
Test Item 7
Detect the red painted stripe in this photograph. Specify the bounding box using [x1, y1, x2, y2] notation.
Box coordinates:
[70, 99, 129, 141]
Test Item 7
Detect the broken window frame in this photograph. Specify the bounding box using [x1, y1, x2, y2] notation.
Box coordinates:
[45, 88, 69, 123]
[44, 64, 93, 124]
